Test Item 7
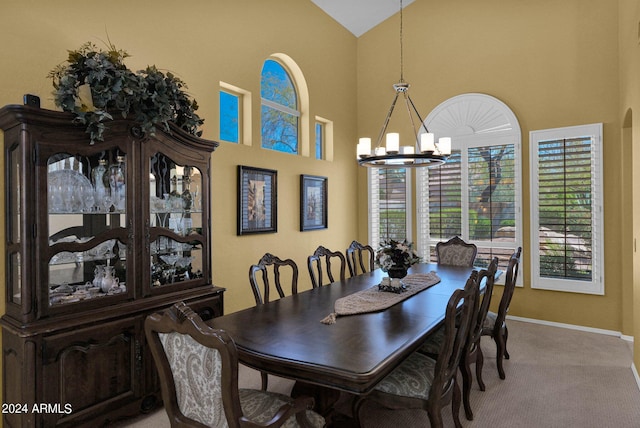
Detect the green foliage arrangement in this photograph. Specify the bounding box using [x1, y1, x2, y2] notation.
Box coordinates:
[48, 42, 204, 144]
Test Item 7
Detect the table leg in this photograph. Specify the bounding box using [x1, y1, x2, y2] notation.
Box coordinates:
[291, 381, 341, 415]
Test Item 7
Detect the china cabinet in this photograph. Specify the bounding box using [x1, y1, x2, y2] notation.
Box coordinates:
[0, 105, 224, 427]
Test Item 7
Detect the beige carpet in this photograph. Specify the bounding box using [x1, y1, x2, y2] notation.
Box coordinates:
[115, 320, 640, 427]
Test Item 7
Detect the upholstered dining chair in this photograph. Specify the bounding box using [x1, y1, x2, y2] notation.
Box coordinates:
[436, 236, 478, 267]
[460, 257, 499, 420]
[345, 240, 375, 277]
[145, 302, 325, 428]
[482, 247, 522, 380]
[248, 252, 299, 390]
[307, 245, 346, 288]
[355, 271, 479, 428]
[416, 258, 498, 421]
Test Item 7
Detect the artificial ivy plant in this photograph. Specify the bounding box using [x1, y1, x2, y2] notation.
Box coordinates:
[48, 42, 204, 144]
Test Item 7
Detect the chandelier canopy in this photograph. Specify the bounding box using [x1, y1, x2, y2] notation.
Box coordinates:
[357, 0, 450, 168]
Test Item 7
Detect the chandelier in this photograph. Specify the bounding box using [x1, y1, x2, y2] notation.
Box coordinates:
[357, 0, 451, 168]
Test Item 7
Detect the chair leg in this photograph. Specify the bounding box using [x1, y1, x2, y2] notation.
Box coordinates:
[460, 352, 474, 421]
[495, 332, 507, 380]
[260, 371, 269, 390]
[428, 408, 445, 428]
[504, 325, 510, 359]
[451, 380, 463, 428]
[476, 345, 486, 392]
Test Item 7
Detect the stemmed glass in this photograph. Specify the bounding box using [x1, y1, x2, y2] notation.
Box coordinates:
[193, 185, 200, 211]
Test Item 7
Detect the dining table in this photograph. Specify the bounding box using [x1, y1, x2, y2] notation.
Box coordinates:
[210, 263, 484, 408]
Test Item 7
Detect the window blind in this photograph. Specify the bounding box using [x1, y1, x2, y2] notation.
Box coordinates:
[369, 167, 411, 248]
[537, 138, 594, 280]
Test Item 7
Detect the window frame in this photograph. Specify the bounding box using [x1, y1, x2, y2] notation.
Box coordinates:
[219, 81, 252, 146]
[529, 123, 604, 295]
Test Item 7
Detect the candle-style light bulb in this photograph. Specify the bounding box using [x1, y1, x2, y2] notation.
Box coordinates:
[438, 137, 452, 155]
[420, 133, 435, 153]
[386, 133, 399, 154]
[357, 137, 371, 158]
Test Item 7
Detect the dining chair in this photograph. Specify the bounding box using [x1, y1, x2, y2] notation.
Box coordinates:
[482, 247, 522, 380]
[436, 236, 478, 267]
[345, 240, 375, 277]
[415, 258, 498, 421]
[460, 256, 499, 420]
[248, 252, 298, 390]
[249, 252, 299, 305]
[144, 302, 325, 428]
[355, 271, 479, 428]
[307, 245, 346, 288]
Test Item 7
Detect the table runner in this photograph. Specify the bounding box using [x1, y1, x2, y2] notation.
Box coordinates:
[320, 272, 441, 324]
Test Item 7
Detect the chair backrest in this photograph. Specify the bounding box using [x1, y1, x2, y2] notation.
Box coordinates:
[431, 271, 479, 402]
[144, 302, 243, 428]
[436, 236, 478, 267]
[492, 247, 522, 334]
[249, 253, 299, 305]
[346, 240, 375, 277]
[469, 257, 499, 345]
[307, 245, 347, 288]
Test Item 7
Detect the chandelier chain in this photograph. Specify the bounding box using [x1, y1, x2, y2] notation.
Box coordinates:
[399, 0, 404, 82]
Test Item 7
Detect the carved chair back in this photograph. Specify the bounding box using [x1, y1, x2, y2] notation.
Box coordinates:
[144, 302, 243, 428]
[346, 240, 375, 277]
[431, 271, 479, 403]
[249, 253, 299, 305]
[307, 245, 346, 288]
[436, 236, 478, 267]
[492, 247, 522, 334]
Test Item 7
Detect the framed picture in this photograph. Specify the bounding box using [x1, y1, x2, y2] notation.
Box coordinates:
[237, 165, 277, 235]
[300, 174, 328, 231]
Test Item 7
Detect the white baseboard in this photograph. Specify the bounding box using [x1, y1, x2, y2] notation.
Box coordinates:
[506, 315, 640, 391]
[507, 315, 633, 342]
[633, 364, 640, 392]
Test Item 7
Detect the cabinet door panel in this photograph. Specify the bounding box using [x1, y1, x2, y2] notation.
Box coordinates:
[39, 145, 134, 317]
[143, 143, 211, 296]
[41, 318, 141, 426]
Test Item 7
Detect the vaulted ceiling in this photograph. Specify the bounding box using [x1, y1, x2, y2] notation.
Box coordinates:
[310, 0, 415, 37]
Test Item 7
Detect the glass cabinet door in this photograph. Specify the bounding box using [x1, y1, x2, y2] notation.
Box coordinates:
[7, 143, 22, 305]
[148, 152, 206, 291]
[46, 150, 130, 308]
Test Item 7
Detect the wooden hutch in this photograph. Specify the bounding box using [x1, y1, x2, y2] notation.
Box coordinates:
[0, 105, 225, 427]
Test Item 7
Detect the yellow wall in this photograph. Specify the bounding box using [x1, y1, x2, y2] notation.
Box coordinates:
[0, 0, 360, 315]
[618, 0, 640, 370]
[357, 0, 628, 332]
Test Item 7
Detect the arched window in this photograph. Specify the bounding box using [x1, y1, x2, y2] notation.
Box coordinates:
[416, 93, 523, 280]
[261, 59, 299, 154]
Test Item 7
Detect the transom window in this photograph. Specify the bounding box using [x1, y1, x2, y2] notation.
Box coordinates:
[219, 90, 239, 143]
[260, 59, 299, 154]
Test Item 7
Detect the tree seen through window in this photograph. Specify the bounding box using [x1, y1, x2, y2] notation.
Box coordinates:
[261, 60, 299, 154]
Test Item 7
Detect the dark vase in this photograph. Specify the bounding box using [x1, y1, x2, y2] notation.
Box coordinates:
[387, 267, 408, 279]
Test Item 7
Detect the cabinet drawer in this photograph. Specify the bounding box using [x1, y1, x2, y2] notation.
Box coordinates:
[182, 293, 223, 321]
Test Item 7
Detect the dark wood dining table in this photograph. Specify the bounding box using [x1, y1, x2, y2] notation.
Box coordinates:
[210, 263, 480, 398]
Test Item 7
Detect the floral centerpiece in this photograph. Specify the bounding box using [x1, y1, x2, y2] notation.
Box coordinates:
[48, 41, 204, 144]
[375, 239, 421, 279]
